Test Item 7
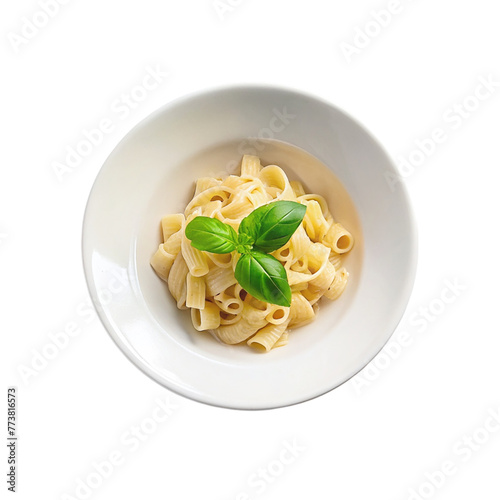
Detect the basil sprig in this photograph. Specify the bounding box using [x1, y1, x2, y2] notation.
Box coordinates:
[185, 201, 306, 307]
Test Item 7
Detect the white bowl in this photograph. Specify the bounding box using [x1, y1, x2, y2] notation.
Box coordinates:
[82, 86, 417, 410]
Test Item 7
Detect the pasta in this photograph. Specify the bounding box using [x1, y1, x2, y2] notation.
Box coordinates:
[151, 155, 354, 351]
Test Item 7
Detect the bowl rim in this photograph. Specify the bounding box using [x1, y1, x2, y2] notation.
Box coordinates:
[82, 83, 418, 410]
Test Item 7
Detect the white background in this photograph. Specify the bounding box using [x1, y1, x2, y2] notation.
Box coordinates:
[2, 0, 500, 499]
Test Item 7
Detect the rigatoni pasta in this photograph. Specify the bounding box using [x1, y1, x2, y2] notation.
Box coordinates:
[151, 155, 354, 352]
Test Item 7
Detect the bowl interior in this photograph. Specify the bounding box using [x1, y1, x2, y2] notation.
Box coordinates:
[83, 87, 417, 409]
[138, 139, 363, 359]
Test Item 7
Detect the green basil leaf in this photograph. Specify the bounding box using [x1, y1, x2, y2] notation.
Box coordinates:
[234, 251, 291, 307]
[185, 216, 238, 254]
[238, 201, 307, 253]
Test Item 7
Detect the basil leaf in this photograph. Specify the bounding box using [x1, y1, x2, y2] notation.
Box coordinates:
[235, 251, 291, 307]
[238, 201, 307, 253]
[185, 216, 238, 254]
